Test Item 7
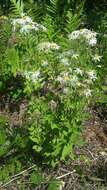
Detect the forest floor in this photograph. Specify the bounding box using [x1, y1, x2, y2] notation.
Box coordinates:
[0, 96, 107, 190]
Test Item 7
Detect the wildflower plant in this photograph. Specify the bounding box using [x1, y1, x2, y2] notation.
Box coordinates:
[0, 12, 103, 166]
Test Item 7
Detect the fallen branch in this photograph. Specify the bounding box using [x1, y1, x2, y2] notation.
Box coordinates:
[11, 164, 36, 178]
[56, 170, 76, 179]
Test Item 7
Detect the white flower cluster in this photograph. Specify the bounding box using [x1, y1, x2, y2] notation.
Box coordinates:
[84, 89, 92, 97]
[70, 75, 78, 87]
[72, 53, 79, 59]
[59, 50, 79, 66]
[38, 42, 60, 52]
[61, 50, 74, 57]
[56, 67, 97, 98]
[87, 70, 97, 81]
[57, 71, 80, 89]
[57, 72, 69, 85]
[74, 68, 83, 76]
[11, 15, 47, 34]
[23, 70, 40, 82]
[60, 58, 69, 66]
[68, 29, 97, 46]
[42, 60, 48, 67]
[59, 50, 78, 59]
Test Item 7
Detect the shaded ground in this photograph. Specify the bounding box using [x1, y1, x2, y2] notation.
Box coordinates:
[0, 96, 107, 190]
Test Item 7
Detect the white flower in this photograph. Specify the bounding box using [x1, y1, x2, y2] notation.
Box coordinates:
[70, 75, 78, 87]
[32, 23, 47, 32]
[38, 42, 60, 52]
[87, 70, 97, 81]
[51, 43, 60, 50]
[49, 100, 57, 111]
[87, 38, 97, 46]
[97, 65, 102, 68]
[11, 15, 47, 34]
[24, 70, 40, 82]
[61, 58, 69, 65]
[20, 13, 26, 17]
[76, 82, 82, 87]
[72, 53, 79, 59]
[85, 79, 93, 84]
[57, 76, 65, 85]
[11, 16, 32, 28]
[80, 29, 97, 43]
[31, 71, 40, 82]
[20, 24, 32, 33]
[39, 25, 47, 32]
[68, 30, 81, 40]
[63, 72, 69, 80]
[84, 89, 92, 97]
[57, 72, 69, 85]
[74, 68, 83, 76]
[42, 60, 48, 67]
[93, 54, 102, 62]
[68, 28, 97, 46]
[81, 29, 97, 37]
[23, 16, 32, 23]
[63, 87, 69, 94]
[80, 29, 91, 35]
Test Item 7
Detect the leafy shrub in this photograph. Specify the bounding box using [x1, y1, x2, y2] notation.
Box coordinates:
[15, 21, 102, 165]
[0, 8, 104, 167]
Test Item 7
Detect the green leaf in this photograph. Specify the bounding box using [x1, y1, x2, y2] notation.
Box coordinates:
[0, 146, 8, 157]
[48, 180, 62, 190]
[0, 132, 6, 145]
[61, 144, 72, 160]
[51, 123, 58, 129]
[7, 48, 19, 76]
[30, 171, 44, 185]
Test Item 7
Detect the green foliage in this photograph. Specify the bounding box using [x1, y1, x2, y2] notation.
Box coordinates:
[0, 159, 22, 182]
[0, 113, 29, 159]
[30, 170, 44, 185]
[28, 95, 86, 166]
[0, 116, 11, 157]
[47, 0, 59, 18]
[6, 48, 20, 77]
[25, 2, 45, 22]
[0, 17, 11, 74]
[10, 0, 24, 16]
[48, 179, 63, 190]
[65, 2, 84, 33]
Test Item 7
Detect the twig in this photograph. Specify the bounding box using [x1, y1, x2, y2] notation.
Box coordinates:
[0, 164, 36, 189]
[87, 149, 95, 160]
[0, 176, 20, 188]
[56, 170, 76, 180]
[11, 164, 36, 178]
